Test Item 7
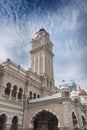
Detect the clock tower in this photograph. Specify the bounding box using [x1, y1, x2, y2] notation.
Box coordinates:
[30, 28, 54, 88]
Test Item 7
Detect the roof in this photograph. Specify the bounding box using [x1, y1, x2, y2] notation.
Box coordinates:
[34, 28, 49, 38]
[77, 87, 87, 96]
[29, 93, 61, 103]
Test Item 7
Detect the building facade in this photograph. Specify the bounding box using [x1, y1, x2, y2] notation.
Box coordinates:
[0, 28, 87, 130]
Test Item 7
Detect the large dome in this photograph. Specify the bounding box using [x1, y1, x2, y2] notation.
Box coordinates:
[34, 28, 49, 38]
[77, 87, 87, 96]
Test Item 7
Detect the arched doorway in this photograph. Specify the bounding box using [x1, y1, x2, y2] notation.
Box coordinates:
[72, 112, 79, 130]
[33, 110, 58, 130]
[0, 114, 7, 130]
[10, 116, 19, 130]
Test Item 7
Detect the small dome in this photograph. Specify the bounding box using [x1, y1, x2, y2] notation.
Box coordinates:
[77, 87, 87, 96]
[35, 28, 49, 38]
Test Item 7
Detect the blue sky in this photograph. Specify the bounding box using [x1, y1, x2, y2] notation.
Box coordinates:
[0, 0, 87, 90]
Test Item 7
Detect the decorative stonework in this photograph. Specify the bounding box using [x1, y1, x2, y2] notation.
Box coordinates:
[0, 29, 87, 130]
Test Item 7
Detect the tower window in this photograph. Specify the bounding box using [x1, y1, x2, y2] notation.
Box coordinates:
[40, 57, 43, 75]
[35, 59, 38, 73]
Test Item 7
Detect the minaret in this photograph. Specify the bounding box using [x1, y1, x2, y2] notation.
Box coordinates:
[30, 28, 54, 88]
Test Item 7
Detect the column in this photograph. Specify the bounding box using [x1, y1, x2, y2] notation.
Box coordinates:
[9, 88, 13, 100]
[43, 52, 45, 74]
[6, 116, 12, 130]
[51, 58, 54, 79]
[22, 92, 24, 101]
[16, 89, 19, 102]
[50, 56, 52, 78]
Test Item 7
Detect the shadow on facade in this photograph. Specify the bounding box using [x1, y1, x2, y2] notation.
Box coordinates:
[32, 110, 59, 130]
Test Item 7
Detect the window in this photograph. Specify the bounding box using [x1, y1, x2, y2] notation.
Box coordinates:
[12, 85, 17, 98]
[18, 88, 23, 99]
[29, 91, 32, 99]
[72, 112, 77, 126]
[33, 93, 36, 99]
[74, 99, 79, 103]
[10, 116, 19, 130]
[65, 92, 69, 97]
[82, 116, 86, 126]
[4, 82, 11, 96]
[37, 95, 40, 98]
[0, 114, 7, 130]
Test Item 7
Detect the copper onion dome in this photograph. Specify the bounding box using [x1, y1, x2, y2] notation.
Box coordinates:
[77, 87, 87, 96]
[35, 28, 49, 38]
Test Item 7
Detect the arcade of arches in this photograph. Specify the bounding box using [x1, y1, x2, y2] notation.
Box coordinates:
[33, 110, 59, 130]
[0, 114, 19, 130]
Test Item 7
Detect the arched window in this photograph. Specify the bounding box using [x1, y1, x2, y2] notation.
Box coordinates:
[0, 114, 7, 130]
[82, 116, 86, 126]
[37, 95, 40, 98]
[29, 91, 32, 99]
[72, 112, 77, 126]
[35, 59, 38, 73]
[18, 88, 23, 99]
[4, 82, 11, 96]
[10, 116, 19, 130]
[65, 91, 69, 97]
[33, 93, 36, 99]
[12, 85, 17, 98]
